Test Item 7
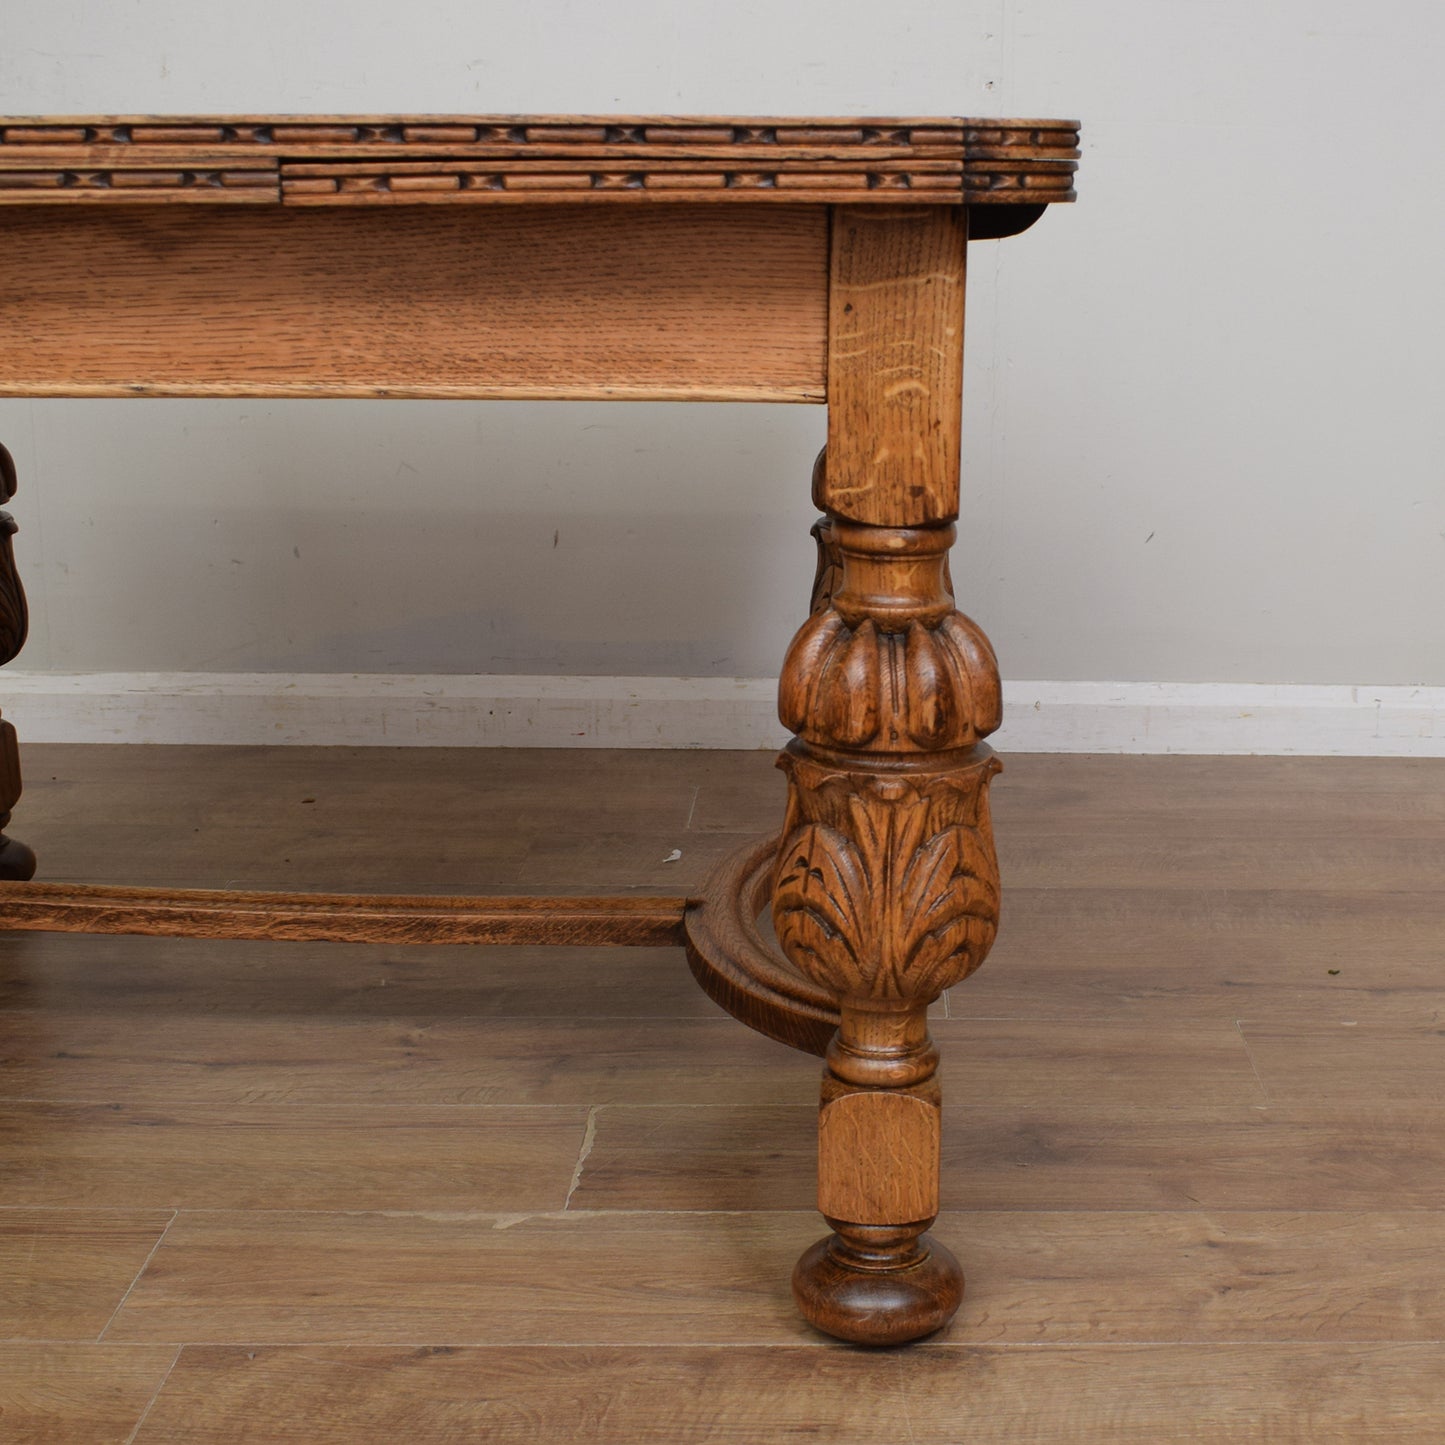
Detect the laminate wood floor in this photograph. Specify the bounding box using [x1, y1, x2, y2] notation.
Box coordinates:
[2, 746, 1443, 1441]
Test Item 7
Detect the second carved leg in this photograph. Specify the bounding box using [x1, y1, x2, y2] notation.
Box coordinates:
[0, 444, 35, 881]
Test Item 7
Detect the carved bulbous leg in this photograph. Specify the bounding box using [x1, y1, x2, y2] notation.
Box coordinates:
[0, 445, 35, 881]
[775, 506, 1001, 1344]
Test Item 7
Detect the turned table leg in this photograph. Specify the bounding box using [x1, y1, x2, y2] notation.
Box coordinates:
[775, 509, 1001, 1343]
[774, 205, 1000, 1343]
[0, 444, 35, 881]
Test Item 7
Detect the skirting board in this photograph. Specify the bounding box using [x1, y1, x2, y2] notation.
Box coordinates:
[0, 673, 1440, 756]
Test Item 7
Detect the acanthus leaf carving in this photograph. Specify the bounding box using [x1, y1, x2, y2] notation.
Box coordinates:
[773, 750, 1001, 1003]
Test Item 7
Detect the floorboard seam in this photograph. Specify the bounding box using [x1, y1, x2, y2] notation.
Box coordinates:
[892, 1353, 922, 1445]
[122, 1343, 182, 1445]
[16, 1204, 1445, 1218]
[1235, 1019, 1273, 1104]
[97, 1210, 177, 1342]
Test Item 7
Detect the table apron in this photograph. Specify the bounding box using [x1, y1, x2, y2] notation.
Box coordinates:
[0, 203, 830, 403]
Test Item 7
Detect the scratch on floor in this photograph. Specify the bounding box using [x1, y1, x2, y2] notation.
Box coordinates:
[490, 1213, 539, 1232]
[564, 1105, 600, 1209]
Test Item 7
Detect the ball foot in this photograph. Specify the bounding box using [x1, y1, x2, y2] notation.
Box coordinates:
[0, 832, 35, 881]
[792, 1224, 963, 1346]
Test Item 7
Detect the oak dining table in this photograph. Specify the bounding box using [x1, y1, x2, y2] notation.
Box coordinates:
[0, 113, 1078, 1344]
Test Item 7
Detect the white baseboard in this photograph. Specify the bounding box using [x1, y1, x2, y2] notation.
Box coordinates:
[0, 672, 1440, 756]
[0, 672, 783, 749]
[998, 681, 1445, 756]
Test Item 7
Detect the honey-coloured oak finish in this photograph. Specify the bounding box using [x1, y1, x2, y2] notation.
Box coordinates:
[777, 524, 1003, 1338]
[0, 206, 829, 401]
[0, 113, 1078, 1348]
[0, 881, 687, 946]
[823, 209, 968, 527]
[0, 115, 1079, 209]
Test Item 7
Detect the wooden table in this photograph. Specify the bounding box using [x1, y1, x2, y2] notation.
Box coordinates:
[0, 114, 1078, 1344]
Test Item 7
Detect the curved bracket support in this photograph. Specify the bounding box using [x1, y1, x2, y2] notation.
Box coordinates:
[966, 203, 1049, 240]
[684, 834, 840, 1058]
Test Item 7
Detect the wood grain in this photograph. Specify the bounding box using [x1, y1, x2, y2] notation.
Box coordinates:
[0, 1012, 1254, 1109]
[0, 936, 715, 1020]
[0, 880, 687, 946]
[0, 1014, 815, 1107]
[1, 746, 1442, 1432]
[683, 832, 839, 1057]
[958, 885, 1445, 1024]
[940, 1211, 1445, 1344]
[99, 1209, 1445, 1346]
[0, 1103, 588, 1211]
[899, 1344, 1445, 1443]
[822, 206, 967, 525]
[132, 1345, 907, 1443]
[0, 1344, 177, 1444]
[0, 1210, 173, 1339]
[20, 742, 706, 833]
[990, 752, 1445, 829]
[1240, 1023, 1445, 1105]
[104, 1211, 820, 1344]
[0, 205, 828, 401]
[996, 825, 1445, 892]
[118, 1343, 1445, 1444]
[10, 740, 751, 893]
[987, 753, 1445, 893]
[931, 1019, 1267, 1109]
[573, 1103, 1445, 1212]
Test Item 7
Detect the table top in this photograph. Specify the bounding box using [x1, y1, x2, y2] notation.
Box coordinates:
[0, 114, 1079, 208]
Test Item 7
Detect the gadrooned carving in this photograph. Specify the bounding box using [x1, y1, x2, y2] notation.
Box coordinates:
[781, 511, 1002, 754]
[773, 747, 1001, 1004]
[779, 606, 1001, 753]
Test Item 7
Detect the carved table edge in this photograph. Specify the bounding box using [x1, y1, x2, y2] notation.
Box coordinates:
[0, 115, 1080, 208]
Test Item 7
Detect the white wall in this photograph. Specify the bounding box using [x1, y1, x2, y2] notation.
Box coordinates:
[1, 0, 1441, 696]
